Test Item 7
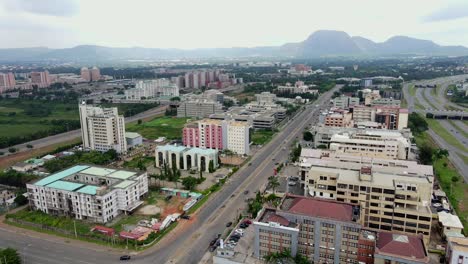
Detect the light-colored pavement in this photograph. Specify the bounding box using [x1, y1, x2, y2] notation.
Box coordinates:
[0, 105, 167, 157]
[0, 86, 341, 264]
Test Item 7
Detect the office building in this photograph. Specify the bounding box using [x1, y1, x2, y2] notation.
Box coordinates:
[333, 96, 360, 109]
[177, 100, 223, 118]
[30, 71, 51, 87]
[79, 103, 127, 154]
[255, 92, 277, 105]
[374, 232, 429, 264]
[361, 79, 373, 87]
[351, 105, 408, 130]
[182, 119, 250, 155]
[446, 237, 468, 264]
[26, 165, 148, 223]
[324, 110, 353, 127]
[304, 163, 433, 244]
[155, 145, 218, 172]
[254, 195, 363, 263]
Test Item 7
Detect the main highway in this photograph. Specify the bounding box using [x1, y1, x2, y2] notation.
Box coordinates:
[0, 85, 341, 264]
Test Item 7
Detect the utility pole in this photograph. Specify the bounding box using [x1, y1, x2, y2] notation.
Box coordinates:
[74, 220, 77, 238]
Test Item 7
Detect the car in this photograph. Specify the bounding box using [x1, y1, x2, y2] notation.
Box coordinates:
[229, 237, 240, 242]
[226, 222, 233, 227]
[120, 255, 131, 261]
[244, 190, 249, 195]
[210, 239, 217, 246]
[275, 162, 279, 165]
[288, 181, 297, 186]
[239, 223, 248, 228]
[243, 219, 252, 225]
[231, 234, 241, 238]
[181, 215, 190, 220]
[165, 195, 173, 201]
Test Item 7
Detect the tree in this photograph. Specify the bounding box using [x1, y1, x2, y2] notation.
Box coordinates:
[14, 194, 28, 206]
[303, 131, 313, 141]
[433, 149, 449, 160]
[268, 176, 280, 194]
[0, 248, 22, 264]
[208, 160, 215, 173]
[170, 96, 181, 102]
[137, 119, 143, 125]
[418, 144, 435, 165]
[408, 113, 428, 135]
[181, 176, 198, 191]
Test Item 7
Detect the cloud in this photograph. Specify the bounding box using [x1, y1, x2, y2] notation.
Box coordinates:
[1, 0, 79, 17]
[423, 2, 468, 22]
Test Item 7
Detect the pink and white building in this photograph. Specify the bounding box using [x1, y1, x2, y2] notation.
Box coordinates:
[182, 119, 250, 155]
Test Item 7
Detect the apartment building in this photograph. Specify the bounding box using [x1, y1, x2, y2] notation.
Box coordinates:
[155, 145, 218, 172]
[80, 67, 100, 82]
[324, 111, 353, 127]
[371, 98, 401, 107]
[182, 119, 250, 155]
[446, 237, 468, 264]
[333, 96, 360, 109]
[254, 195, 363, 263]
[125, 79, 179, 100]
[79, 103, 127, 153]
[328, 130, 411, 160]
[30, 71, 51, 87]
[26, 165, 148, 223]
[304, 164, 433, 244]
[0, 72, 16, 93]
[177, 100, 223, 118]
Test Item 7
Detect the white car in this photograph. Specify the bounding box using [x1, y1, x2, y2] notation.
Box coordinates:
[234, 229, 244, 235]
[288, 181, 297, 186]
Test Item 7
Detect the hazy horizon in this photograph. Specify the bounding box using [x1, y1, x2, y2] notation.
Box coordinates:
[1, 0, 468, 49]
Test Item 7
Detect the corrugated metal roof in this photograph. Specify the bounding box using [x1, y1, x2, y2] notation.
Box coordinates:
[46, 180, 84, 191]
[35, 165, 89, 186]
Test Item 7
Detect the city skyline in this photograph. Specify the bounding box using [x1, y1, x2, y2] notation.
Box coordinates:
[1, 0, 468, 49]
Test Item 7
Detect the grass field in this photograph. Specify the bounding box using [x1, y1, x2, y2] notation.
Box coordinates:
[426, 118, 468, 152]
[251, 130, 275, 145]
[126, 117, 190, 139]
[408, 85, 416, 96]
[415, 133, 468, 235]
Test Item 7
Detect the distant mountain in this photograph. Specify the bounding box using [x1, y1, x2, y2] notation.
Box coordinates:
[1, 30, 468, 62]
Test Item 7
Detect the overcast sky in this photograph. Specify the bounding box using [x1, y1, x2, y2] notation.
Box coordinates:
[0, 0, 468, 49]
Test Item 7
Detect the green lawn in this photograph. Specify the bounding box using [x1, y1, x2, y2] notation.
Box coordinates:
[0, 124, 51, 137]
[126, 117, 190, 139]
[426, 118, 468, 152]
[421, 89, 439, 109]
[123, 156, 154, 170]
[251, 130, 275, 145]
[409, 85, 416, 96]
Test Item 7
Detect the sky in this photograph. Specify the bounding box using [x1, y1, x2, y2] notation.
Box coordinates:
[0, 0, 468, 49]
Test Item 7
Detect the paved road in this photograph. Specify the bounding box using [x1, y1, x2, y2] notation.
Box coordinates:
[0, 105, 167, 157]
[0, 86, 341, 264]
[403, 77, 468, 182]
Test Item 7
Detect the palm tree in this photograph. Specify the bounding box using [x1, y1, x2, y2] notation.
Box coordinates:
[268, 176, 280, 194]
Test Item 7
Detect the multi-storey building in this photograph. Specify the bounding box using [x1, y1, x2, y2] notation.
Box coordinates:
[155, 145, 218, 172]
[81, 67, 91, 82]
[26, 165, 148, 223]
[177, 100, 223, 118]
[254, 195, 363, 263]
[305, 164, 433, 244]
[182, 119, 250, 155]
[351, 105, 408, 130]
[30, 71, 51, 87]
[446, 236, 468, 264]
[371, 98, 401, 107]
[277, 81, 313, 94]
[0, 72, 16, 93]
[125, 79, 179, 100]
[90, 67, 101, 81]
[333, 96, 360, 109]
[79, 103, 127, 153]
[255, 92, 277, 105]
[374, 231, 429, 264]
[324, 111, 353, 127]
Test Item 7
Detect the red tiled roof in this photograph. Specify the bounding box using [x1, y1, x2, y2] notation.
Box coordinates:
[286, 196, 354, 222]
[376, 231, 427, 260]
[119, 231, 142, 240]
[266, 214, 290, 226]
[92, 225, 115, 236]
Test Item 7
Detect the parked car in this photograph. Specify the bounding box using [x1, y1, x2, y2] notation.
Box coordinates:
[239, 223, 248, 228]
[210, 239, 217, 246]
[288, 181, 297, 186]
[226, 222, 233, 227]
[181, 215, 190, 220]
[235, 229, 244, 235]
[244, 190, 249, 195]
[120, 255, 131, 261]
[243, 219, 252, 225]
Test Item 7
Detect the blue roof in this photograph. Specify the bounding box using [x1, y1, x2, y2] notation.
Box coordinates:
[186, 147, 217, 155]
[46, 180, 84, 191]
[77, 185, 99, 195]
[35, 165, 89, 186]
[156, 145, 187, 152]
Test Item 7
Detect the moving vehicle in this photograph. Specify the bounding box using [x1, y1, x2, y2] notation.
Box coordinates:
[120, 255, 131, 261]
[226, 222, 233, 227]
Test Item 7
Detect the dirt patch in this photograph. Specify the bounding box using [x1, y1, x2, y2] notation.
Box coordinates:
[137, 205, 161, 216]
[220, 156, 246, 166]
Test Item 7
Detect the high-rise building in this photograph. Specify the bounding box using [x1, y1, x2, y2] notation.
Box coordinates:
[81, 67, 91, 82]
[30, 71, 51, 87]
[0, 72, 16, 89]
[90, 66, 101, 81]
[79, 103, 127, 153]
[125, 79, 179, 100]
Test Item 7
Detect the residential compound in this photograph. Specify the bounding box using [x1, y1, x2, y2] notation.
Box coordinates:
[183, 119, 250, 155]
[79, 103, 127, 153]
[125, 78, 179, 100]
[253, 195, 429, 264]
[310, 126, 413, 160]
[297, 148, 434, 244]
[155, 145, 218, 172]
[26, 165, 148, 223]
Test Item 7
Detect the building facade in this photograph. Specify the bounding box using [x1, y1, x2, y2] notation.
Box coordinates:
[79, 103, 127, 153]
[30, 71, 51, 87]
[446, 237, 468, 264]
[155, 145, 218, 172]
[0, 72, 16, 93]
[26, 165, 148, 223]
[177, 100, 223, 118]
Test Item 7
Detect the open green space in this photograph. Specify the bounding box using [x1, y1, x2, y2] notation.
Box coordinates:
[126, 116, 189, 140]
[426, 118, 468, 152]
[251, 130, 275, 145]
[408, 85, 416, 96]
[414, 132, 468, 235]
[123, 155, 155, 170]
